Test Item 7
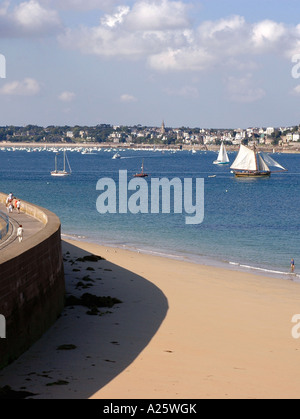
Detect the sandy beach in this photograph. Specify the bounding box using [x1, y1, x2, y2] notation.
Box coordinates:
[1, 238, 300, 399]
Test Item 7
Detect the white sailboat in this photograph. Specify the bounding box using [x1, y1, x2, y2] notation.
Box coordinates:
[213, 142, 230, 165]
[230, 144, 287, 177]
[51, 150, 72, 177]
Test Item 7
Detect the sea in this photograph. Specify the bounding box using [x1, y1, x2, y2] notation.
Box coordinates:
[0, 145, 299, 281]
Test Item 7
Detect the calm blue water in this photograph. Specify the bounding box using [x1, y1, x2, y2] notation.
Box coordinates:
[0, 147, 299, 279]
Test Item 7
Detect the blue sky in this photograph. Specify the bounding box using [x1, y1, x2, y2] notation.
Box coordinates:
[0, 0, 300, 128]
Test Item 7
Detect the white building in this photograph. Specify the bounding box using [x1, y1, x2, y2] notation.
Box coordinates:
[66, 131, 74, 138]
[266, 127, 275, 135]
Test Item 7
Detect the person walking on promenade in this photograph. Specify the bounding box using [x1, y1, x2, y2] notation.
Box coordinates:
[17, 225, 23, 243]
[291, 258, 295, 273]
[16, 199, 21, 214]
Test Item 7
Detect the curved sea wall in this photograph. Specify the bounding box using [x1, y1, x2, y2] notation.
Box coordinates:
[0, 210, 9, 240]
[0, 193, 65, 369]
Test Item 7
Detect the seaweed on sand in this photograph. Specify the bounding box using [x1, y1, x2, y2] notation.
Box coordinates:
[65, 293, 122, 309]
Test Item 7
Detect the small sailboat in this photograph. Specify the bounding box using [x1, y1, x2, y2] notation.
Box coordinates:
[134, 159, 148, 178]
[51, 150, 72, 177]
[213, 142, 230, 165]
[112, 152, 121, 159]
[230, 144, 287, 177]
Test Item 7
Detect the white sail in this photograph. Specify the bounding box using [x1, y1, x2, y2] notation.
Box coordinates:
[257, 153, 270, 172]
[214, 142, 230, 164]
[230, 144, 257, 171]
[259, 152, 287, 172]
[218, 142, 229, 163]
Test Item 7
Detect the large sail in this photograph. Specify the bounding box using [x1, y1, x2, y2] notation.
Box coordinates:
[259, 152, 287, 172]
[230, 144, 257, 171]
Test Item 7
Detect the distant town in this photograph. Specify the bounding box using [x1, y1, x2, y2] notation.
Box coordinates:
[1, 122, 300, 150]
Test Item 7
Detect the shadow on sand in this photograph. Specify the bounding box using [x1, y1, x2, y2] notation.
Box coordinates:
[0, 241, 169, 399]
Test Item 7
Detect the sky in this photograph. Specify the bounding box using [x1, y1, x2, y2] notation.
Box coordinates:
[1, 0, 300, 128]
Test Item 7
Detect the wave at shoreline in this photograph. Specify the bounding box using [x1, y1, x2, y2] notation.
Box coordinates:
[61, 233, 299, 282]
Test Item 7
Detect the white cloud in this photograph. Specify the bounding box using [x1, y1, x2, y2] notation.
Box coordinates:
[148, 47, 215, 72]
[125, 0, 190, 31]
[291, 85, 300, 96]
[0, 0, 62, 37]
[59, 0, 191, 59]
[58, 2, 300, 77]
[59, 91, 76, 102]
[41, 0, 117, 11]
[0, 78, 41, 95]
[199, 15, 246, 40]
[251, 20, 286, 51]
[120, 94, 137, 102]
[225, 74, 266, 103]
[14, 0, 61, 34]
[2, 0, 298, 83]
[101, 5, 130, 28]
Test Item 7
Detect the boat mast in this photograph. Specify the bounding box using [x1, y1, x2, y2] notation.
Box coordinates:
[63, 150, 66, 172]
[253, 142, 259, 172]
[66, 153, 72, 173]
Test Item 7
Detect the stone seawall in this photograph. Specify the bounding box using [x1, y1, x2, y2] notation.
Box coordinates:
[0, 193, 65, 369]
[0, 210, 8, 240]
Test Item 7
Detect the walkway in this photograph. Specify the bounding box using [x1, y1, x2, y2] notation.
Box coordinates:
[0, 202, 44, 252]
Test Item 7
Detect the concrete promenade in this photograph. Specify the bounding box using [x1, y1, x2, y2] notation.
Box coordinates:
[0, 202, 44, 252]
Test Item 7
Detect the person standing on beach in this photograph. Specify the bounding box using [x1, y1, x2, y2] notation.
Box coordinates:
[17, 225, 23, 243]
[291, 258, 295, 273]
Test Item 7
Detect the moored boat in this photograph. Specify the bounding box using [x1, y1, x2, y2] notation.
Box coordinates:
[51, 150, 72, 177]
[134, 159, 148, 177]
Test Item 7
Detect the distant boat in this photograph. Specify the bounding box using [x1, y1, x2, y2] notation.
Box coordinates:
[230, 144, 287, 177]
[213, 142, 230, 165]
[51, 150, 72, 177]
[134, 159, 148, 178]
[112, 152, 121, 159]
[82, 149, 97, 155]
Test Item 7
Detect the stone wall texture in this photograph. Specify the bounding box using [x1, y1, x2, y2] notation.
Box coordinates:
[0, 193, 65, 369]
